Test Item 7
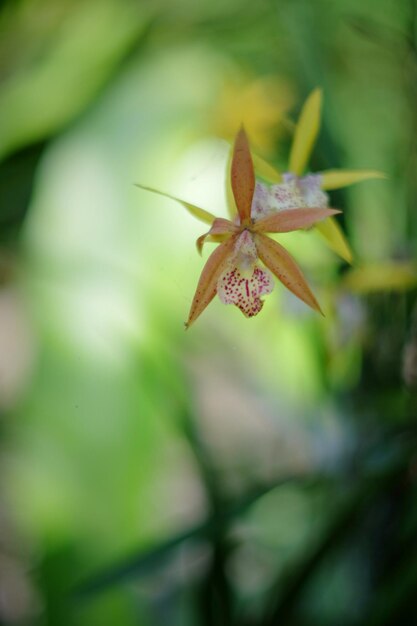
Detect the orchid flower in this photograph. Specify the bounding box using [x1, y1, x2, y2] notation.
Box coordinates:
[252, 89, 385, 263]
[138, 128, 340, 327]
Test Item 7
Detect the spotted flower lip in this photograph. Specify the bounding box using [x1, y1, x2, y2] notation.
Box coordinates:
[137, 126, 340, 327]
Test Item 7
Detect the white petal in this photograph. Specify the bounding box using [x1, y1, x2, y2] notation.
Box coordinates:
[298, 174, 329, 208]
[269, 176, 306, 211]
[250, 181, 270, 220]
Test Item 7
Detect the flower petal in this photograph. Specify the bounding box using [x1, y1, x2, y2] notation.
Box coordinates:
[253, 208, 341, 233]
[186, 235, 238, 328]
[252, 152, 282, 183]
[231, 126, 255, 225]
[298, 174, 329, 207]
[204, 234, 230, 244]
[136, 184, 216, 225]
[255, 233, 323, 314]
[315, 217, 353, 264]
[218, 265, 274, 317]
[269, 177, 306, 211]
[288, 88, 322, 176]
[196, 218, 239, 254]
[250, 181, 271, 219]
[232, 230, 259, 271]
[320, 169, 386, 190]
[253, 207, 341, 233]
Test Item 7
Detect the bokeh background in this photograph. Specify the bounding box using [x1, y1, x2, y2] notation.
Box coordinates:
[0, 0, 417, 624]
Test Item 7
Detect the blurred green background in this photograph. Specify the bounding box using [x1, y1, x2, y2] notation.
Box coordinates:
[0, 0, 416, 625]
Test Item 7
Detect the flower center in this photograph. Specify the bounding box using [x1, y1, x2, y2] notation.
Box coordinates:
[232, 229, 258, 275]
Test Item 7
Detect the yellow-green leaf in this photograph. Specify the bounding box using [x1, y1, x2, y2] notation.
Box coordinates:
[316, 216, 353, 264]
[320, 169, 386, 190]
[252, 152, 282, 183]
[225, 146, 238, 220]
[288, 88, 322, 176]
[343, 262, 417, 293]
[136, 184, 216, 225]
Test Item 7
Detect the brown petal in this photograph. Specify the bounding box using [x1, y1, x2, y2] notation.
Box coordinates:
[255, 233, 323, 314]
[231, 127, 255, 225]
[186, 235, 238, 328]
[253, 207, 341, 233]
[196, 218, 239, 255]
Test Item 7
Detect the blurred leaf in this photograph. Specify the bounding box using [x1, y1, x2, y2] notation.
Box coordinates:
[363, 544, 417, 626]
[0, 140, 47, 242]
[345, 14, 408, 51]
[0, 0, 150, 160]
[321, 169, 386, 190]
[343, 262, 417, 293]
[315, 216, 353, 264]
[256, 450, 411, 626]
[289, 88, 322, 176]
[252, 152, 282, 183]
[74, 476, 309, 599]
[207, 74, 294, 157]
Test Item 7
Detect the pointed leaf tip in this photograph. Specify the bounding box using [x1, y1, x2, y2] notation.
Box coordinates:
[289, 88, 322, 176]
[135, 184, 216, 225]
[320, 169, 386, 190]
